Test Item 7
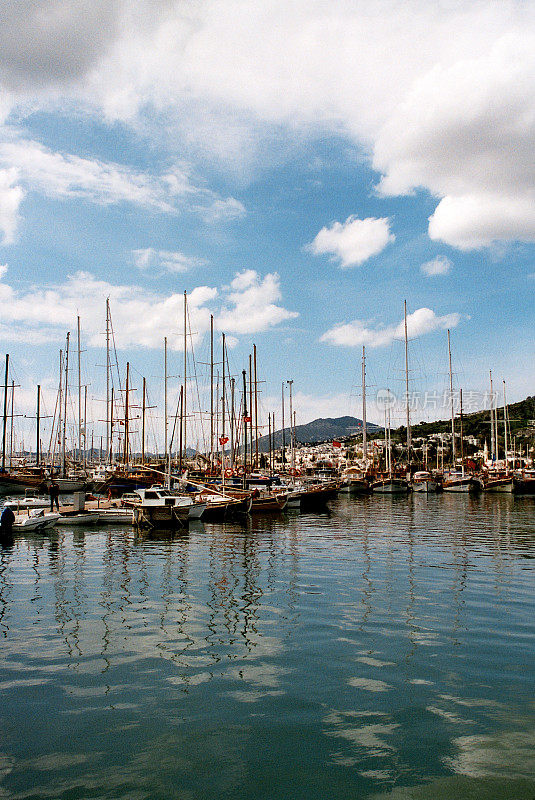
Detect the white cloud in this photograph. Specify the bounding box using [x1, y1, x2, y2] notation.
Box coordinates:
[0, 138, 245, 226]
[420, 255, 452, 277]
[308, 215, 394, 268]
[132, 247, 207, 273]
[0, 266, 295, 348]
[428, 193, 535, 250]
[1, 1, 535, 250]
[0, 168, 24, 244]
[321, 307, 460, 348]
[217, 269, 298, 334]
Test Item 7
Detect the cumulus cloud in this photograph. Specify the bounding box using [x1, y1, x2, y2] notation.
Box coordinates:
[420, 255, 452, 277]
[0, 168, 24, 244]
[308, 215, 394, 268]
[132, 247, 207, 273]
[1, 1, 534, 250]
[216, 269, 298, 334]
[428, 194, 535, 250]
[0, 266, 295, 347]
[321, 307, 460, 348]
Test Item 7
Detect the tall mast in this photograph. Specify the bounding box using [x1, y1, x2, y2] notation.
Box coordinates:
[9, 380, 14, 468]
[248, 354, 253, 467]
[254, 344, 259, 468]
[83, 385, 87, 465]
[77, 315, 82, 462]
[287, 379, 294, 474]
[362, 346, 367, 468]
[183, 290, 187, 464]
[1, 354, 9, 472]
[210, 314, 214, 466]
[164, 336, 168, 465]
[106, 298, 110, 462]
[36, 384, 41, 466]
[447, 329, 455, 466]
[230, 377, 235, 469]
[489, 370, 495, 462]
[459, 388, 464, 476]
[221, 333, 226, 486]
[109, 386, 114, 462]
[141, 377, 146, 465]
[123, 362, 129, 465]
[242, 369, 248, 488]
[404, 300, 411, 464]
[55, 349, 63, 469]
[268, 413, 272, 476]
[62, 332, 70, 476]
[281, 381, 285, 466]
[387, 398, 392, 476]
[503, 380, 509, 472]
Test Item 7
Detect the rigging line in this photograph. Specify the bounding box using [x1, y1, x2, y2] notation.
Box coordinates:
[108, 306, 125, 419]
[187, 303, 208, 455]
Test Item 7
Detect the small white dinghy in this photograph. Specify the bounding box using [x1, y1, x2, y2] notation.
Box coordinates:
[56, 511, 101, 525]
[97, 508, 133, 525]
[13, 509, 60, 531]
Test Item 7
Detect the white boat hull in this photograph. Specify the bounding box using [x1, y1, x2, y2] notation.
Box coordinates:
[56, 512, 101, 525]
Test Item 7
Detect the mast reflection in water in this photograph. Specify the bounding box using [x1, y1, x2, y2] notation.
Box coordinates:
[0, 494, 534, 800]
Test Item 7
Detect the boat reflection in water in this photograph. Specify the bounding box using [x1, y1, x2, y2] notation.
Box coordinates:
[0, 494, 534, 800]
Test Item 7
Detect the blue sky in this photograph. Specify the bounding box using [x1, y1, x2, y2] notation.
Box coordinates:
[0, 0, 533, 452]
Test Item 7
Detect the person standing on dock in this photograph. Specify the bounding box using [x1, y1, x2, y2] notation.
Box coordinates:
[49, 479, 60, 512]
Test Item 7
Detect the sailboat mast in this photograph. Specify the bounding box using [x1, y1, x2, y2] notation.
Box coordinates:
[230, 377, 235, 469]
[77, 316, 82, 462]
[183, 290, 187, 464]
[242, 369, 248, 488]
[210, 314, 214, 467]
[1, 354, 9, 472]
[164, 336, 168, 464]
[447, 329, 455, 466]
[141, 377, 146, 465]
[362, 346, 367, 468]
[503, 380, 508, 472]
[62, 332, 70, 476]
[460, 388, 464, 476]
[248, 354, 253, 467]
[489, 370, 495, 462]
[106, 298, 110, 461]
[404, 300, 411, 463]
[36, 384, 41, 466]
[254, 344, 259, 468]
[221, 333, 226, 486]
[288, 380, 294, 474]
[281, 381, 285, 466]
[9, 380, 14, 468]
[123, 362, 129, 465]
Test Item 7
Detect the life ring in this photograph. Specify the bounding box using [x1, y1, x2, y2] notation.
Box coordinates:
[236, 465, 245, 477]
[289, 468, 301, 476]
[224, 468, 234, 479]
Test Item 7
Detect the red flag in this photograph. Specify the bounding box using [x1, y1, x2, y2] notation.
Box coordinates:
[332, 440, 342, 448]
[219, 436, 229, 445]
[244, 416, 252, 423]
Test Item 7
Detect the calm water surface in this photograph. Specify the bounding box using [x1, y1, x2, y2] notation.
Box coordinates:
[0, 494, 534, 799]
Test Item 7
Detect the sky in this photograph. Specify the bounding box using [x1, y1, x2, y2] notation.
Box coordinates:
[0, 0, 533, 453]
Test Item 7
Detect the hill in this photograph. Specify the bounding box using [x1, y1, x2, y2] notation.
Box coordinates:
[255, 415, 379, 452]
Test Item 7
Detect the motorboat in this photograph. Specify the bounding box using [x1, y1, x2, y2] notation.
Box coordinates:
[13, 509, 60, 531]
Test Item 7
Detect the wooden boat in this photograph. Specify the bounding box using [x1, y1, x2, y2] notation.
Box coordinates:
[250, 491, 288, 513]
[340, 468, 370, 495]
[298, 481, 339, 510]
[513, 469, 535, 495]
[442, 471, 479, 493]
[411, 471, 441, 493]
[483, 471, 514, 493]
[132, 487, 206, 528]
[371, 477, 410, 494]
